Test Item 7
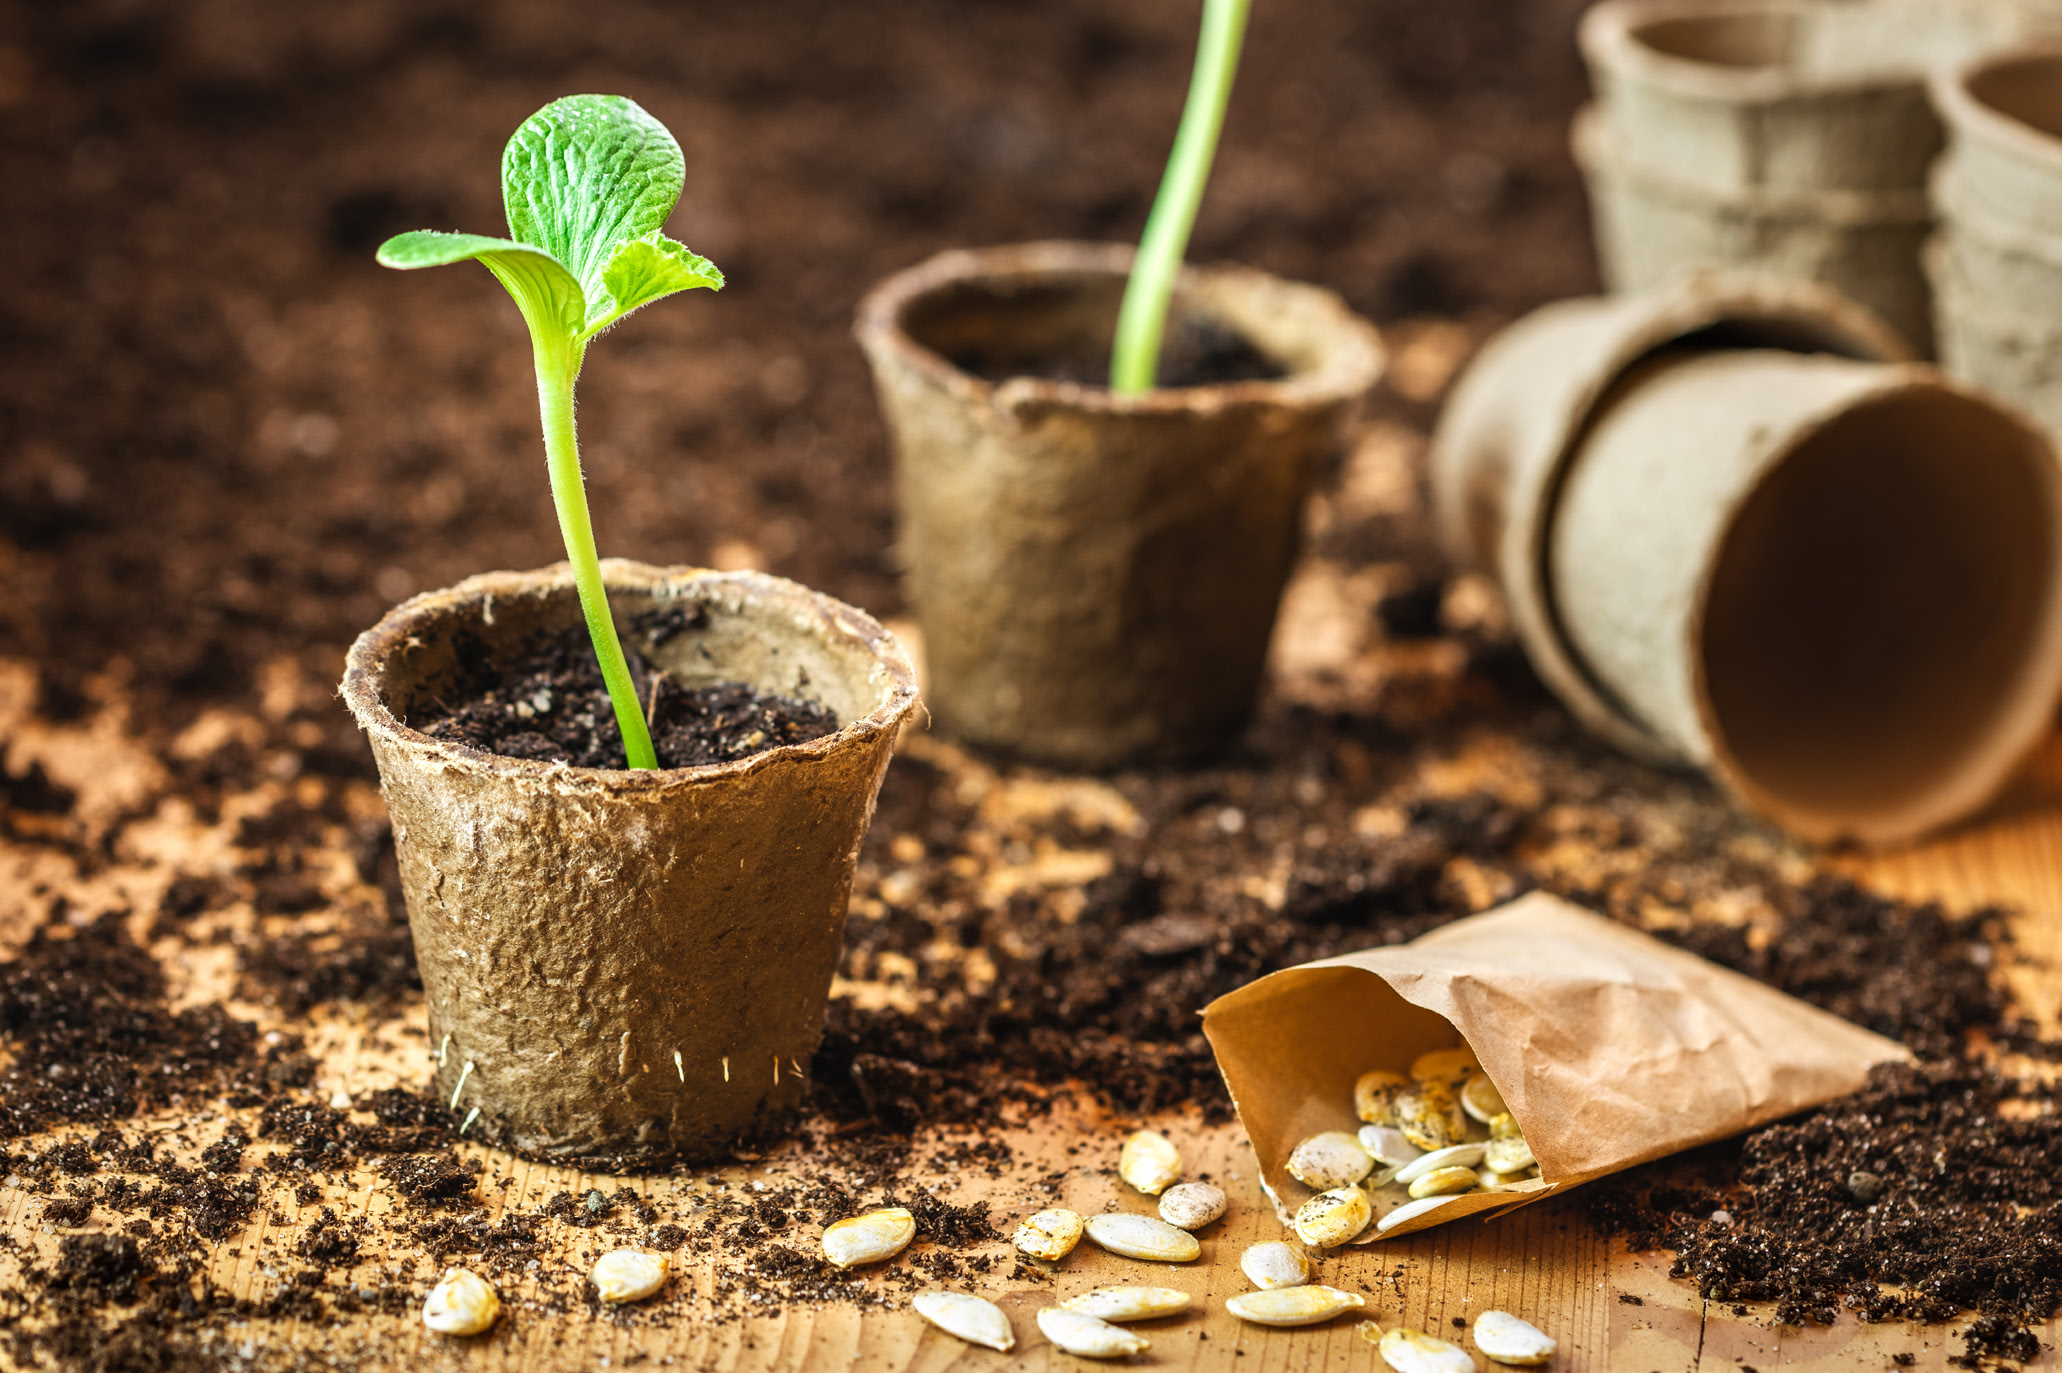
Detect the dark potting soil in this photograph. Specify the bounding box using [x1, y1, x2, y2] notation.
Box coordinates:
[411, 622, 840, 769]
[947, 312, 1288, 389]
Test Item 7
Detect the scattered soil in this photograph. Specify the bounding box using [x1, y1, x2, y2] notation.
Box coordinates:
[414, 621, 841, 769]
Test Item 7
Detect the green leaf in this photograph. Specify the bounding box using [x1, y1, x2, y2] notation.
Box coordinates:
[588, 233, 724, 335]
[501, 95, 686, 310]
[375, 230, 586, 339]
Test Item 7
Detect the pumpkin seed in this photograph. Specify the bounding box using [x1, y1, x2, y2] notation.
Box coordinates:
[1358, 1124, 1425, 1168]
[1158, 1181, 1227, 1231]
[1380, 1325, 1476, 1373]
[822, 1207, 916, 1268]
[590, 1249, 667, 1304]
[1014, 1208, 1084, 1262]
[1474, 1309, 1557, 1365]
[1480, 1169, 1536, 1191]
[1354, 1069, 1410, 1124]
[422, 1268, 500, 1336]
[1393, 1079, 1467, 1151]
[1288, 1131, 1375, 1190]
[1037, 1307, 1150, 1358]
[1461, 1072, 1507, 1122]
[1490, 1111, 1521, 1138]
[1083, 1212, 1202, 1262]
[1061, 1286, 1192, 1322]
[1118, 1129, 1183, 1195]
[1407, 1166, 1479, 1199]
[1239, 1240, 1311, 1290]
[1293, 1186, 1372, 1248]
[1409, 1047, 1480, 1087]
[1225, 1285, 1366, 1327]
[1374, 1193, 1466, 1235]
[1485, 1132, 1535, 1175]
[1394, 1143, 1485, 1185]
[913, 1291, 1015, 1351]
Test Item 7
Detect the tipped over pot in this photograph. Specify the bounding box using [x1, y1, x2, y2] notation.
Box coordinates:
[340, 561, 919, 1164]
[1432, 273, 2062, 843]
[855, 241, 1383, 770]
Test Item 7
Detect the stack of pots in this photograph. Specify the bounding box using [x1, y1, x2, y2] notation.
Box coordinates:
[1431, 272, 2062, 844]
[857, 242, 1383, 770]
[1574, 0, 2017, 354]
[1928, 44, 2062, 436]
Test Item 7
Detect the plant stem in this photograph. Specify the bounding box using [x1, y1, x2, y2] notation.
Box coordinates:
[1109, 0, 1252, 395]
[534, 336, 659, 770]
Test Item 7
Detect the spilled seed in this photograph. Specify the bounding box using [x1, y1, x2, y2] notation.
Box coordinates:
[1226, 1285, 1366, 1328]
[822, 1207, 916, 1268]
[913, 1290, 1015, 1352]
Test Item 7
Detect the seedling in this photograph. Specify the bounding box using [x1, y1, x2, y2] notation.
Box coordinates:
[377, 94, 723, 769]
[1109, 0, 1252, 394]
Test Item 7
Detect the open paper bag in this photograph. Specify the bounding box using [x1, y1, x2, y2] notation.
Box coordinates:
[1200, 892, 1910, 1239]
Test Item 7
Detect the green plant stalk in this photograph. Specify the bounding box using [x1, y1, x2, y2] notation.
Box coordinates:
[1109, 0, 1252, 395]
[534, 334, 659, 770]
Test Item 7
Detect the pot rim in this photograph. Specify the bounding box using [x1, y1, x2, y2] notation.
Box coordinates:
[1581, 0, 1940, 105]
[1680, 364, 2062, 843]
[340, 560, 921, 794]
[852, 239, 1383, 418]
[1930, 44, 2062, 174]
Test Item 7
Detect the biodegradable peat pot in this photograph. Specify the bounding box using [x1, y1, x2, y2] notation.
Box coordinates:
[1429, 271, 1912, 764]
[854, 241, 1383, 770]
[1550, 349, 2062, 843]
[1578, 0, 1983, 194]
[1574, 107, 1937, 350]
[1930, 45, 2062, 230]
[340, 561, 919, 1164]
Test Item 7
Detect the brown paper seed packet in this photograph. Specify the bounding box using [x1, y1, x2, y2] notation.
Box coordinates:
[1201, 892, 1910, 1239]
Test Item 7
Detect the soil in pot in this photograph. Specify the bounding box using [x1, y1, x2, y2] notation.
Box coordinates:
[411, 619, 839, 770]
[930, 279, 1286, 387]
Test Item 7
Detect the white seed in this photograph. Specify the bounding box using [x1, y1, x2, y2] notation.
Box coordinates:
[1061, 1286, 1192, 1322]
[822, 1207, 916, 1268]
[1375, 1194, 1466, 1235]
[1461, 1073, 1507, 1123]
[1118, 1129, 1183, 1195]
[1294, 1186, 1372, 1248]
[1014, 1208, 1084, 1261]
[1489, 1110, 1521, 1138]
[1037, 1307, 1150, 1358]
[1158, 1181, 1227, 1231]
[1226, 1285, 1366, 1327]
[1083, 1212, 1202, 1262]
[1358, 1124, 1425, 1168]
[1480, 1169, 1536, 1192]
[1240, 1240, 1311, 1290]
[1354, 1070, 1409, 1124]
[1287, 1131, 1375, 1190]
[1474, 1309, 1557, 1365]
[422, 1268, 500, 1336]
[1409, 1046, 1480, 1086]
[1381, 1325, 1476, 1373]
[1393, 1079, 1467, 1151]
[590, 1249, 667, 1304]
[1407, 1166, 1480, 1199]
[913, 1290, 1015, 1352]
[1485, 1132, 1536, 1175]
[1394, 1143, 1486, 1185]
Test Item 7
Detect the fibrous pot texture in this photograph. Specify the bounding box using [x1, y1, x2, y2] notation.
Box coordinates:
[339, 561, 919, 1164]
[854, 241, 1382, 770]
[1550, 350, 2062, 843]
[1930, 45, 2062, 231]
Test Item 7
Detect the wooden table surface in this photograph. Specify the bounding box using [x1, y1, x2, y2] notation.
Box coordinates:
[2, 653, 2060, 1371]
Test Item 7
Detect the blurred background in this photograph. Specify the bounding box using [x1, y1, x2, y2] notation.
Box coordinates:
[0, 0, 1596, 740]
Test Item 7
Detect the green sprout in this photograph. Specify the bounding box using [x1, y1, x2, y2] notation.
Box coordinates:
[1109, 0, 1252, 395]
[377, 95, 724, 770]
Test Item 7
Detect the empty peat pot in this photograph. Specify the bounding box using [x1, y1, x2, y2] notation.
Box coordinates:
[1575, 0, 2016, 352]
[1928, 46, 2062, 435]
[855, 241, 1382, 769]
[1432, 274, 2062, 843]
[340, 561, 919, 1164]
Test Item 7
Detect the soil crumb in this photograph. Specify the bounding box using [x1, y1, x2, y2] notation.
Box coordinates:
[413, 622, 840, 769]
